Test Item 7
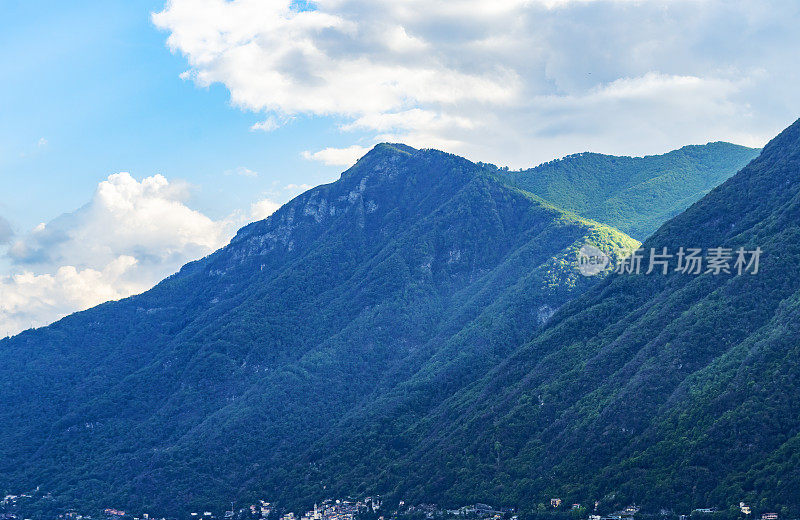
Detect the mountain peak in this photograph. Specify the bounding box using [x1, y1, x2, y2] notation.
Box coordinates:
[362, 117, 800, 515]
[369, 142, 418, 156]
[340, 142, 476, 185]
[343, 143, 417, 172]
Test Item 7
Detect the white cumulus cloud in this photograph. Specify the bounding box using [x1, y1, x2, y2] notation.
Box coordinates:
[0, 258, 141, 339]
[153, 0, 800, 167]
[250, 198, 281, 220]
[301, 145, 371, 166]
[0, 172, 235, 337]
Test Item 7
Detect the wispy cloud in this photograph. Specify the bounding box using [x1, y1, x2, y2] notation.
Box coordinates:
[224, 166, 259, 177]
[284, 183, 313, 192]
[250, 115, 285, 132]
[0, 216, 13, 245]
[301, 145, 371, 166]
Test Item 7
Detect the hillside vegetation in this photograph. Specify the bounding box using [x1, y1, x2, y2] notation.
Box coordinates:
[308, 122, 800, 516]
[0, 132, 783, 518]
[0, 144, 635, 515]
[495, 142, 759, 240]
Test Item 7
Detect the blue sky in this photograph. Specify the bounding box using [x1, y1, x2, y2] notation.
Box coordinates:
[0, 0, 358, 232]
[1, 0, 799, 336]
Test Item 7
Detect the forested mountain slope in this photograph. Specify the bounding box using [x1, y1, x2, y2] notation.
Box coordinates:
[496, 142, 759, 240]
[309, 121, 800, 515]
[0, 134, 772, 518]
[0, 144, 636, 515]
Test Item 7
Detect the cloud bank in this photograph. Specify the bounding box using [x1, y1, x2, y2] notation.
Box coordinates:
[153, 0, 800, 167]
[0, 173, 233, 337]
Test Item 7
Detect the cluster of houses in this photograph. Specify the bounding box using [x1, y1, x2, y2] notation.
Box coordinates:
[0, 492, 787, 520]
[547, 498, 780, 520]
[444, 503, 514, 519]
[586, 504, 641, 520]
[734, 505, 778, 520]
[243, 499, 512, 520]
[276, 497, 381, 520]
[678, 505, 778, 520]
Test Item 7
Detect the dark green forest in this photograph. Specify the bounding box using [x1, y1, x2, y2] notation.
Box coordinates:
[0, 128, 793, 520]
[0, 144, 635, 516]
[298, 123, 800, 516]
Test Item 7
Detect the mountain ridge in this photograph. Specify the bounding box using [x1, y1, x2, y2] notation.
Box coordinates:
[495, 141, 760, 240]
[0, 135, 776, 517]
[306, 120, 800, 514]
[0, 143, 636, 516]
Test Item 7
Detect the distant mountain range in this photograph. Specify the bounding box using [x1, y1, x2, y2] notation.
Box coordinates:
[0, 133, 786, 518]
[494, 142, 759, 240]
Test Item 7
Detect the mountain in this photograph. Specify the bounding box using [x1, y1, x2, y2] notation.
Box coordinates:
[0, 135, 773, 518]
[305, 121, 800, 516]
[0, 144, 637, 515]
[494, 142, 760, 240]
